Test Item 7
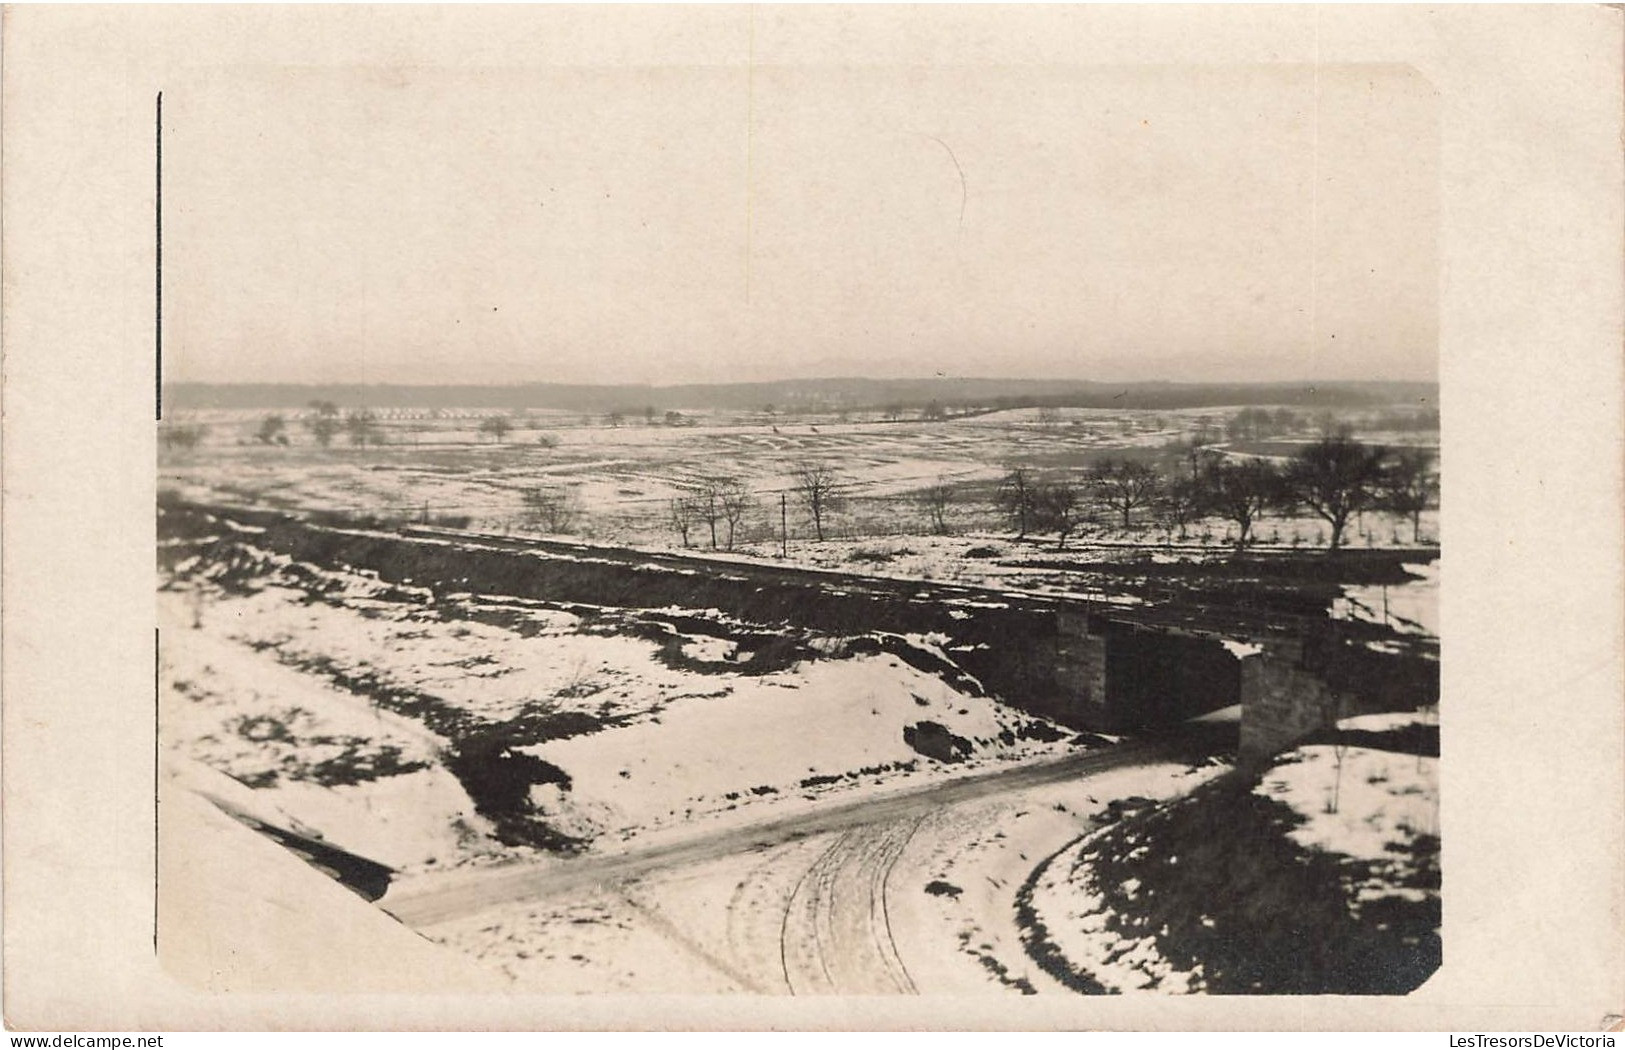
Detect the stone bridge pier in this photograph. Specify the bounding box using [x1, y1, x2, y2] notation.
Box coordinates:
[1234, 638, 1348, 767]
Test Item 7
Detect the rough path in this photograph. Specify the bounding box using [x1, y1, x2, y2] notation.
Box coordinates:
[382, 741, 1162, 928]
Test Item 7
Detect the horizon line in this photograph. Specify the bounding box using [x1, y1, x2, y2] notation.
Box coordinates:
[160, 375, 1439, 390]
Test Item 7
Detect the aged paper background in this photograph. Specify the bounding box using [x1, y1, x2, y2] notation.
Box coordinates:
[3, 4, 1622, 1031]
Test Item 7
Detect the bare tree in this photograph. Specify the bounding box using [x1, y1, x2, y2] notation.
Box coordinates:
[995, 467, 1037, 539]
[718, 481, 754, 555]
[1279, 436, 1392, 551]
[522, 486, 580, 533]
[1203, 459, 1278, 551]
[1313, 412, 1349, 439]
[1031, 480, 1088, 549]
[304, 400, 340, 447]
[159, 422, 207, 451]
[694, 485, 723, 548]
[1326, 741, 1350, 814]
[918, 477, 955, 535]
[255, 414, 287, 445]
[668, 496, 697, 547]
[792, 463, 844, 541]
[1226, 407, 1271, 442]
[478, 415, 513, 443]
[1089, 458, 1162, 530]
[1169, 435, 1218, 483]
[1156, 476, 1207, 541]
[1381, 447, 1438, 543]
[344, 409, 382, 447]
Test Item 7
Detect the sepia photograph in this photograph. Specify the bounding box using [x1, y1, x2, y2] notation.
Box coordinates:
[154, 22, 1441, 999]
[3, 3, 1621, 1033]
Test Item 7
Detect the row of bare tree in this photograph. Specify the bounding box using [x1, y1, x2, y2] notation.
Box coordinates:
[248, 402, 387, 448]
[666, 465, 845, 550]
[236, 404, 516, 449]
[642, 437, 1437, 553]
[668, 476, 757, 550]
[995, 437, 1436, 550]
[161, 409, 382, 450]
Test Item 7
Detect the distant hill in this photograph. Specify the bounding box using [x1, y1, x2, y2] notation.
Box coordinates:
[163, 377, 1437, 415]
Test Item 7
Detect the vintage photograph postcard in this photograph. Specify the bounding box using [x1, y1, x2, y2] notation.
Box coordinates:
[3, 4, 1621, 1032]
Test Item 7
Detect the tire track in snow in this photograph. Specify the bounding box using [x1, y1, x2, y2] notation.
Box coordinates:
[780, 833, 847, 993]
[873, 816, 923, 994]
[778, 819, 922, 994]
[724, 836, 828, 994]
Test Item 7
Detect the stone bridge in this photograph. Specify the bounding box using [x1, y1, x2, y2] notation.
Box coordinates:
[161, 499, 1439, 765]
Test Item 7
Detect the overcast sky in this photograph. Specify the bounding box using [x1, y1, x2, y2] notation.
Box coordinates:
[164, 50, 1437, 387]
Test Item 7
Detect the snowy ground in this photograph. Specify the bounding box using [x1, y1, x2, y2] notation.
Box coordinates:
[1255, 712, 1441, 872]
[159, 534, 1083, 876]
[160, 537, 1243, 995]
[1333, 558, 1441, 636]
[155, 414, 1437, 993]
[158, 764, 507, 993]
[525, 652, 1064, 836]
[161, 625, 491, 870]
[423, 758, 1227, 995]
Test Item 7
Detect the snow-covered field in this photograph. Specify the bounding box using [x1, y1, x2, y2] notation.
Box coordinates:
[161, 405, 1438, 555]
[161, 625, 488, 869]
[161, 522, 1253, 995]
[154, 398, 1438, 995]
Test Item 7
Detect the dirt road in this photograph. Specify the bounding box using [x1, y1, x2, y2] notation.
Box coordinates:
[382, 740, 1164, 929]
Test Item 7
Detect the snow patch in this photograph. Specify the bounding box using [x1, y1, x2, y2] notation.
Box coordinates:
[1253, 744, 1438, 863]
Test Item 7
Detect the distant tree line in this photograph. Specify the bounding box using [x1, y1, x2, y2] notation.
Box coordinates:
[1219, 406, 1438, 443]
[229, 405, 574, 450]
[164, 378, 1436, 415]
